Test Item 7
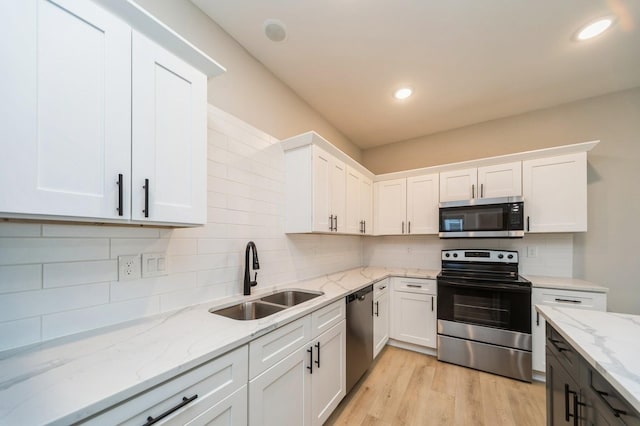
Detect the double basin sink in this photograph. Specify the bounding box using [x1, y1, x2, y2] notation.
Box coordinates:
[210, 290, 323, 321]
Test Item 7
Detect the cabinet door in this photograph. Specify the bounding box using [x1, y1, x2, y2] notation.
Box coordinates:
[132, 31, 207, 225]
[439, 168, 477, 202]
[373, 290, 390, 358]
[523, 153, 587, 232]
[311, 321, 346, 426]
[311, 146, 332, 232]
[477, 161, 522, 198]
[360, 176, 373, 235]
[406, 173, 439, 234]
[0, 0, 131, 220]
[249, 346, 312, 426]
[546, 351, 582, 426]
[391, 290, 437, 348]
[330, 158, 347, 233]
[374, 179, 407, 235]
[345, 166, 362, 234]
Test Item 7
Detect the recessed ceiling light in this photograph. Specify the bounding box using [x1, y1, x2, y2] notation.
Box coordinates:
[575, 17, 614, 41]
[264, 19, 287, 42]
[393, 87, 413, 100]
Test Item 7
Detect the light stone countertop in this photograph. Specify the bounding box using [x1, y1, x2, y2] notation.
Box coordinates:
[525, 275, 609, 293]
[0, 267, 438, 426]
[536, 305, 640, 414]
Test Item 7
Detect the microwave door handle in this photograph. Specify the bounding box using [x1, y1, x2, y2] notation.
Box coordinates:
[439, 280, 530, 293]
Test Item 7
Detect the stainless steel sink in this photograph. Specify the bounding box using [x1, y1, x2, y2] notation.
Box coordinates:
[260, 290, 322, 307]
[209, 301, 286, 321]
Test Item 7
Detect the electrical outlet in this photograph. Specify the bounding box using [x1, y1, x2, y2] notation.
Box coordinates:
[118, 255, 141, 281]
[527, 246, 538, 258]
[142, 252, 168, 278]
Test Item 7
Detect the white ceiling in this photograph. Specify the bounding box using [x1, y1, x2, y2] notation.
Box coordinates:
[191, 0, 640, 149]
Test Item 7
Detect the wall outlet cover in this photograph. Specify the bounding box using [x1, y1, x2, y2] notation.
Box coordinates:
[118, 255, 141, 281]
[527, 246, 538, 258]
[142, 252, 168, 278]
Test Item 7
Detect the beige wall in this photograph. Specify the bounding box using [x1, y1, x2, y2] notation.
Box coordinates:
[134, 0, 361, 161]
[362, 88, 640, 314]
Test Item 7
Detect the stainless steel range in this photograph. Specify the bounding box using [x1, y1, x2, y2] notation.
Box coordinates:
[436, 249, 532, 382]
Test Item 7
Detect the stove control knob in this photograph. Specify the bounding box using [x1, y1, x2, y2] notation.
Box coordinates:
[507, 254, 514, 259]
[498, 254, 504, 259]
[453, 253, 458, 258]
[445, 253, 450, 258]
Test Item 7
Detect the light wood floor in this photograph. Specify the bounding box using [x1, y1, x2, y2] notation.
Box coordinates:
[326, 346, 546, 426]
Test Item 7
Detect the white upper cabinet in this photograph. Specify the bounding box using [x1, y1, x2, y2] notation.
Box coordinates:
[0, 0, 131, 220]
[406, 173, 439, 234]
[374, 179, 407, 235]
[477, 161, 522, 198]
[283, 132, 372, 235]
[131, 31, 207, 225]
[345, 166, 373, 235]
[523, 152, 587, 232]
[0, 0, 220, 226]
[374, 173, 439, 235]
[440, 162, 521, 202]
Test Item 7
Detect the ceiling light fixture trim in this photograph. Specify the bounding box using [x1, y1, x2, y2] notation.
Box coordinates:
[264, 19, 288, 42]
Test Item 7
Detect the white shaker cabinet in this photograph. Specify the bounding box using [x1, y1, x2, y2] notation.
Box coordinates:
[373, 280, 390, 358]
[531, 287, 606, 374]
[439, 162, 521, 202]
[390, 278, 437, 349]
[374, 173, 439, 235]
[345, 166, 373, 235]
[0, 0, 132, 220]
[131, 31, 207, 225]
[523, 153, 587, 232]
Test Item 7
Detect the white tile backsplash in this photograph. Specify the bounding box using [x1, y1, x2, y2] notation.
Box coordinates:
[0, 106, 363, 351]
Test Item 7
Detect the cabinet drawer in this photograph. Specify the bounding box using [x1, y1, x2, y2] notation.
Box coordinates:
[182, 385, 247, 426]
[393, 277, 436, 294]
[249, 316, 312, 379]
[545, 324, 580, 379]
[535, 288, 606, 311]
[373, 279, 389, 298]
[312, 299, 345, 338]
[590, 368, 640, 426]
[83, 345, 248, 425]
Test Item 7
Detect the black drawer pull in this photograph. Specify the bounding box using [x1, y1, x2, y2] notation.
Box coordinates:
[315, 342, 321, 368]
[375, 301, 379, 317]
[555, 298, 582, 304]
[595, 389, 628, 417]
[406, 284, 422, 288]
[549, 337, 569, 353]
[307, 346, 313, 374]
[143, 394, 198, 426]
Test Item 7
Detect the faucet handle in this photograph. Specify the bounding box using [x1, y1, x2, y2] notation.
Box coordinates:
[251, 272, 258, 287]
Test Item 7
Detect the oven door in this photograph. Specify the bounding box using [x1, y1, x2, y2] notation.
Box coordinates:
[437, 278, 531, 334]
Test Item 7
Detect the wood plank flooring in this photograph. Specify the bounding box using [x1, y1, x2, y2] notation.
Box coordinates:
[326, 346, 546, 426]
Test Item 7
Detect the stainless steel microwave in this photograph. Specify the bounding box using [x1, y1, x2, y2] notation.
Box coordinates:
[438, 196, 524, 238]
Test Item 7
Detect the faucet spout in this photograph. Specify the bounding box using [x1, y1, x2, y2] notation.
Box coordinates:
[244, 241, 259, 296]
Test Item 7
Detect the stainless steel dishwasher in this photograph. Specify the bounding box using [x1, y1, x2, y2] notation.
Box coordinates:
[345, 284, 374, 394]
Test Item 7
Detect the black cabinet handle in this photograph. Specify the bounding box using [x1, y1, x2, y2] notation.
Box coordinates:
[307, 346, 313, 374]
[431, 296, 434, 311]
[480, 183, 484, 198]
[406, 284, 422, 288]
[315, 342, 321, 368]
[472, 184, 475, 199]
[143, 178, 149, 218]
[375, 301, 379, 317]
[549, 337, 569, 353]
[564, 384, 572, 422]
[334, 215, 338, 232]
[143, 394, 198, 426]
[536, 312, 540, 326]
[408, 221, 411, 234]
[527, 216, 530, 232]
[364, 220, 366, 234]
[116, 174, 123, 216]
[402, 221, 405, 234]
[329, 215, 334, 231]
[595, 390, 628, 417]
[555, 298, 582, 304]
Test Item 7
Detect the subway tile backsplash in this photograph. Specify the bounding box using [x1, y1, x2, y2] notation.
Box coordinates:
[0, 106, 363, 351]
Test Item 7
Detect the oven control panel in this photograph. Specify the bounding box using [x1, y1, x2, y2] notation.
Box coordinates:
[441, 249, 518, 263]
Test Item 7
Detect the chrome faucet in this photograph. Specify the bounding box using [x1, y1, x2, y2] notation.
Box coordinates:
[243, 241, 260, 296]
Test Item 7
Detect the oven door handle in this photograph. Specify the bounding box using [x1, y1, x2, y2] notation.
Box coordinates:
[438, 279, 531, 293]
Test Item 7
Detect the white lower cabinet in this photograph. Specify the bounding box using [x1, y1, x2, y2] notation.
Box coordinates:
[531, 287, 607, 373]
[390, 278, 437, 349]
[80, 345, 248, 425]
[373, 280, 390, 358]
[248, 299, 346, 426]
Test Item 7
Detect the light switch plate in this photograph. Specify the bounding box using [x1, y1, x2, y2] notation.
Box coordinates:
[527, 246, 538, 258]
[142, 253, 168, 278]
[118, 255, 141, 281]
